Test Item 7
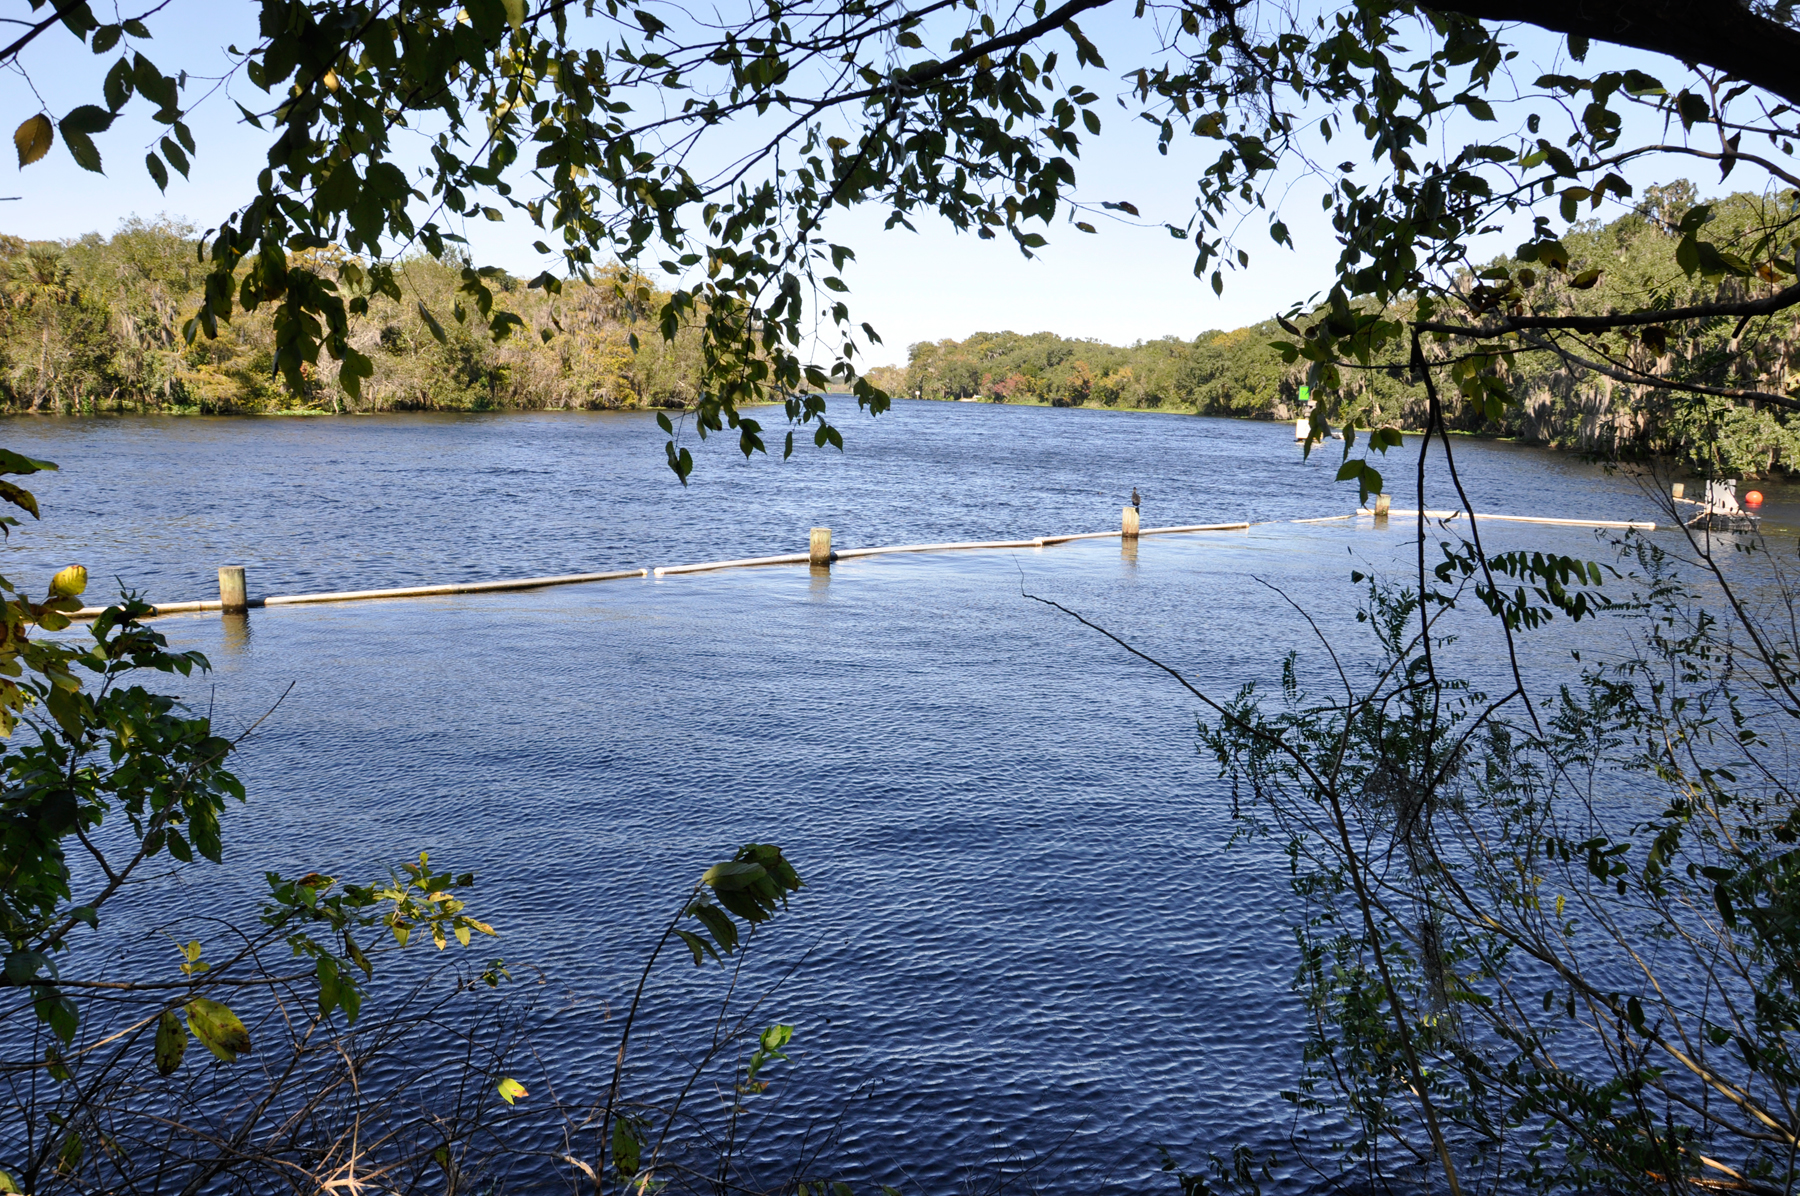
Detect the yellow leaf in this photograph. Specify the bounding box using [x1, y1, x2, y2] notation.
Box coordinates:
[49, 565, 86, 598]
[14, 114, 52, 168]
[185, 998, 252, 1063]
[497, 1076, 528, 1104]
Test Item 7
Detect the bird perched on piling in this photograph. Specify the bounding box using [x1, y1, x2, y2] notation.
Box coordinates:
[1131, 487, 1141, 510]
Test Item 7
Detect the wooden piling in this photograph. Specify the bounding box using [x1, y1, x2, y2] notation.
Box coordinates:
[1122, 507, 1140, 539]
[218, 566, 248, 614]
[810, 527, 833, 567]
[1373, 493, 1391, 518]
[1672, 482, 1685, 500]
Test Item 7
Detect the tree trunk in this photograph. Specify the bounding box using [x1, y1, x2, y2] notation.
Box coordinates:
[33, 320, 49, 413]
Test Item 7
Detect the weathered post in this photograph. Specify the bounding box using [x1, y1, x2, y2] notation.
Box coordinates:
[218, 566, 248, 614]
[1122, 506, 1140, 538]
[1373, 493, 1391, 519]
[809, 527, 832, 567]
[1671, 482, 1685, 500]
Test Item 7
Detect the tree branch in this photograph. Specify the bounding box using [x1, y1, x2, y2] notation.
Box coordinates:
[1434, 0, 1800, 107]
[1517, 328, 1800, 412]
[1417, 280, 1800, 336]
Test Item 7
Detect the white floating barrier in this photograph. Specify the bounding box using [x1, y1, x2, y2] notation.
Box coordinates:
[1139, 521, 1252, 535]
[72, 568, 649, 618]
[653, 554, 810, 577]
[833, 539, 1043, 559]
[65, 504, 1654, 622]
[263, 569, 650, 605]
[1358, 507, 1657, 531]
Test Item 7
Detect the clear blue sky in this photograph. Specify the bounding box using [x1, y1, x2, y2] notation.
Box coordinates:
[0, 3, 1701, 366]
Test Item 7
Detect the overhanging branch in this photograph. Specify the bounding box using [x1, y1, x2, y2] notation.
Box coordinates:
[1434, 0, 1800, 108]
[1515, 329, 1800, 413]
[1416, 281, 1800, 336]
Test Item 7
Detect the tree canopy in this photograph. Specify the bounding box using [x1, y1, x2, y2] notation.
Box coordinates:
[4, 0, 1798, 480]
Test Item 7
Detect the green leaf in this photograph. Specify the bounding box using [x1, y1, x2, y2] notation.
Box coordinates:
[60, 103, 114, 135]
[59, 126, 101, 173]
[745, 1022, 793, 1084]
[612, 1117, 641, 1177]
[702, 861, 767, 888]
[185, 998, 252, 1062]
[159, 135, 188, 177]
[344, 932, 372, 977]
[0, 481, 41, 519]
[501, 0, 525, 32]
[1676, 235, 1700, 275]
[691, 901, 739, 954]
[154, 1009, 186, 1075]
[338, 347, 374, 399]
[1676, 90, 1710, 128]
[674, 928, 719, 965]
[417, 301, 448, 344]
[100, 57, 136, 109]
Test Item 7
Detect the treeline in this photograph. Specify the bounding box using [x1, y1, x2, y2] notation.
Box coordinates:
[14, 189, 1800, 477]
[889, 183, 1800, 477]
[0, 219, 705, 413]
[878, 322, 1290, 415]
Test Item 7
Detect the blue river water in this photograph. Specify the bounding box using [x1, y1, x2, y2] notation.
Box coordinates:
[2, 401, 1783, 1193]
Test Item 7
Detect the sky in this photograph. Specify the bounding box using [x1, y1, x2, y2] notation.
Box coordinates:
[0, 2, 1715, 367]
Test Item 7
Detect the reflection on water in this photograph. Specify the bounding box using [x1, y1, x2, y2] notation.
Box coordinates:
[218, 610, 252, 655]
[2, 402, 1780, 1191]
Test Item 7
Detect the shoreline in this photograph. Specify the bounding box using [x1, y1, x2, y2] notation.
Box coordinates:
[0, 395, 1630, 455]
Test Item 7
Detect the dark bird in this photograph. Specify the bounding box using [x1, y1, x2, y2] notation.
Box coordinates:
[1131, 487, 1141, 510]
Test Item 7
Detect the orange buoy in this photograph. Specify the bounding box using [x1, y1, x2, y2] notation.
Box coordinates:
[1745, 490, 1765, 508]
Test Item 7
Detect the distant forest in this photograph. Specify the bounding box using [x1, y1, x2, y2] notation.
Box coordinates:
[4, 184, 1795, 475]
[876, 183, 1800, 477]
[0, 219, 703, 415]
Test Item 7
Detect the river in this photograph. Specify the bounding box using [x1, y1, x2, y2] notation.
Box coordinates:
[1, 401, 1774, 1193]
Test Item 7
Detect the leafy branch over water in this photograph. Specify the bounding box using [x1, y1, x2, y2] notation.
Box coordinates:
[0, 452, 831, 1195]
[1033, 494, 1800, 1192]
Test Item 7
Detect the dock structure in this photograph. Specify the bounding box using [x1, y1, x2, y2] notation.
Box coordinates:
[1673, 479, 1760, 532]
[65, 499, 1659, 621]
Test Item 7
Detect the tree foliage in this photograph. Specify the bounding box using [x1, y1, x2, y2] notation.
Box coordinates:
[6, 0, 1796, 477]
[0, 221, 708, 412]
